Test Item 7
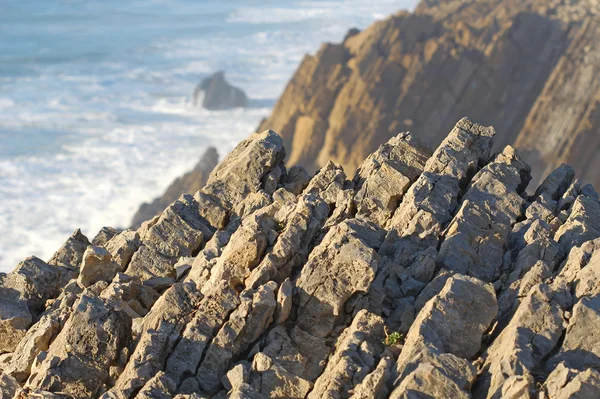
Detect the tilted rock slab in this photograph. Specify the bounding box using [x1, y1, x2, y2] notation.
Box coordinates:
[4, 119, 600, 399]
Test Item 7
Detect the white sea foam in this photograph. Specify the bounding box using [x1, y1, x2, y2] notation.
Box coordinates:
[0, 0, 419, 272]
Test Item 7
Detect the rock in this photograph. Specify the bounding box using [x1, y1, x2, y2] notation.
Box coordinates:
[196, 282, 277, 394]
[8, 119, 600, 399]
[77, 246, 121, 288]
[131, 147, 219, 228]
[0, 286, 32, 354]
[26, 294, 131, 398]
[2, 256, 75, 317]
[349, 356, 394, 399]
[438, 146, 531, 282]
[547, 295, 600, 372]
[193, 71, 248, 110]
[3, 291, 77, 382]
[92, 227, 119, 247]
[474, 284, 566, 398]
[544, 363, 600, 399]
[47, 229, 90, 269]
[308, 310, 385, 399]
[134, 371, 176, 399]
[353, 132, 432, 227]
[105, 229, 140, 270]
[295, 219, 383, 338]
[391, 275, 497, 397]
[0, 372, 22, 398]
[274, 279, 292, 325]
[108, 282, 202, 398]
[203, 130, 285, 211]
[381, 118, 494, 268]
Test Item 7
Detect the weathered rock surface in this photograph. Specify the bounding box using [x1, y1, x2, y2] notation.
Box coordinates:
[193, 71, 248, 110]
[5, 118, 600, 399]
[258, 0, 600, 192]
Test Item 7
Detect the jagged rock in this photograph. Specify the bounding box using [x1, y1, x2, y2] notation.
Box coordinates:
[92, 227, 119, 247]
[0, 286, 32, 354]
[7, 118, 600, 399]
[308, 310, 385, 399]
[26, 294, 131, 398]
[547, 295, 600, 372]
[439, 146, 531, 282]
[196, 282, 277, 394]
[77, 246, 121, 288]
[3, 291, 77, 382]
[203, 130, 285, 211]
[2, 256, 75, 317]
[391, 275, 497, 397]
[47, 229, 90, 269]
[555, 193, 600, 251]
[295, 219, 384, 338]
[193, 71, 247, 110]
[105, 230, 140, 270]
[544, 363, 600, 398]
[108, 282, 202, 398]
[474, 284, 567, 398]
[134, 371, 176, 399]
[353, 132, 432, 227]
[131, 147, 219, 228]
[381, 118, 494, 268]
[349, 356, 394, 399]
[0, 372, 22, 398]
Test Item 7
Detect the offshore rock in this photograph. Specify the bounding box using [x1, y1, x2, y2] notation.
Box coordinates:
[193, 71, 248, 111]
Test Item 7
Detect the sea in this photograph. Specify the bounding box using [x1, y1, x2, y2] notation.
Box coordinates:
[0, 0, 416, 272]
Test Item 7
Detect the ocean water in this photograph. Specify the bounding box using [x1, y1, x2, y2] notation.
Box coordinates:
[0, 0, 417, 272]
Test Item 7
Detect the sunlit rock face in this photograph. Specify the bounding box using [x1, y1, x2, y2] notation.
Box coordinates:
[3, 118, 600, 399]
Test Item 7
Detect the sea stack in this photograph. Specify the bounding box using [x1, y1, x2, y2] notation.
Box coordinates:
[193, 71, 248, 110]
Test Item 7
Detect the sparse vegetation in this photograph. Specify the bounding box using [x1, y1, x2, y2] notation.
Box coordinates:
[382, 327, 404, 346]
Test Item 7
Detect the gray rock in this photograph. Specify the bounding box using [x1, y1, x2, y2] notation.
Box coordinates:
[0, 286, 32, 354]
[26, 294, 131, 398]
[92, 227, 119, 247]
[474, 284, 566, 398]
[547, 295, 600, 371]
[77, 246, 121, 288]
[295, 219, 383, 338]
[438, 146, 530, 282]
[2, 256, 75, 317]
[105, 230, 140, 270]
[308, 310, 385, 399]
[391, 275, 497, 397]
[544, 363, 600, 399]
[47, 229, 91, 269]
[193, 71, 247, 110]
[353, 132, 432, 227]
[204, 130, 285, 211]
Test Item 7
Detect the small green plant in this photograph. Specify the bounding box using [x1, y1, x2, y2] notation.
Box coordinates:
[382, 328, 404, 346]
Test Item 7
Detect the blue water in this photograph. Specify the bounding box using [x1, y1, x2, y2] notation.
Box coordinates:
[0, 0, 416, 271]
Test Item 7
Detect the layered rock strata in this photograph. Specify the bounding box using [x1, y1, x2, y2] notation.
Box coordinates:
[2, 119, 600, 398]
[258, 0, 600, 190]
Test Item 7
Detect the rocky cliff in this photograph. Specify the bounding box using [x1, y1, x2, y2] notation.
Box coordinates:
[3, 119, 600, 398]
[258, 0, 600, 189]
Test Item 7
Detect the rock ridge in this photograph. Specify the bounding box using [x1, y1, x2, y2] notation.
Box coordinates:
[3, 118, 600, 398]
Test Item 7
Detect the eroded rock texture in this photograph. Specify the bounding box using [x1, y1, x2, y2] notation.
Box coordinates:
[3, 118, 600, 399]
[258, 0, 600, 192]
